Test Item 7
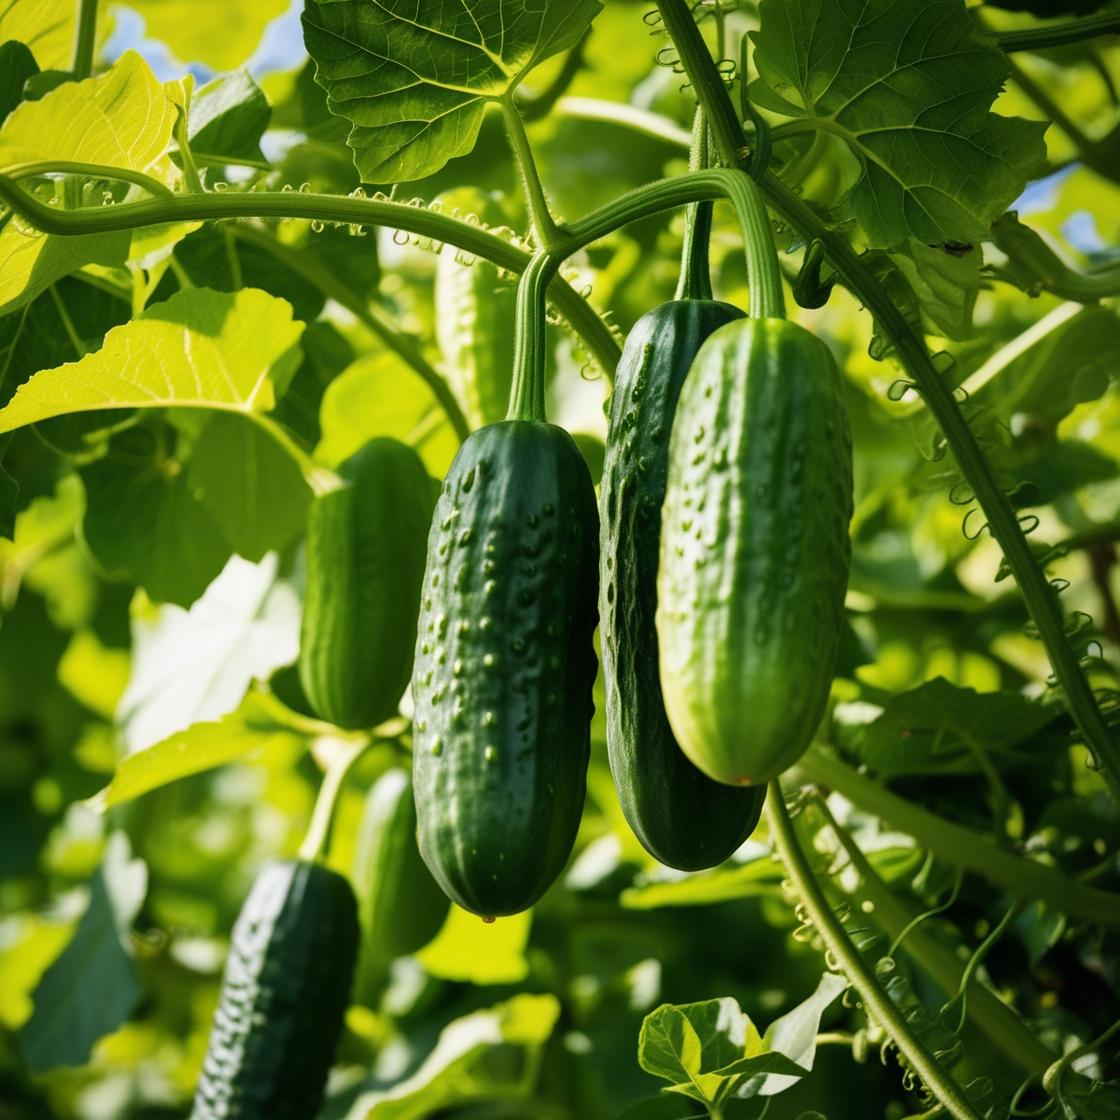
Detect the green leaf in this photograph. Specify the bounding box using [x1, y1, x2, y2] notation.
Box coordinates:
[302, 0, 603, 181]
[123, 0, 289, 71]
[416, 907, 532, 985]
[78, 424, 232, 607]
[0, 0, 83, 70]
[188, 70, 270, 165]
[621, 851, 782, 910]
[834, 677, 1056, 777]
[348, 993, 560, 1119]
[0, 287, 304, 434]
[0, 52, 181, 315]
[755, 972, 846, 1096]
[115, 553, 300, 751]
[750, 0, 1047, 247]
[187, 413, 310, 562]
[316, 350, 458, 478]
[19, 832, 147, 1072]
[889, 241, 982, 340]
[88, 689, 310, 809]
[638, 1005, 708, 1093]
[0, 41, 39, 125]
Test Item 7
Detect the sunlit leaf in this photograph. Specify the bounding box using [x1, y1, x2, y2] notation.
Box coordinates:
[751, 0, 1047, 246]
[416, 906, 532, 985]
[0, 287, 304, 433]
[302, 0, 604, 181]
[124, 0, 289, 70]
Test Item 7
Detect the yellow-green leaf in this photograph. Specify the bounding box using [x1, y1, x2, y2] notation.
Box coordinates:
[0, 288, 304, 434]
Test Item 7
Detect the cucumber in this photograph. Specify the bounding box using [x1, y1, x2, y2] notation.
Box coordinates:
[352, 767, 448, 960]
[434, 189, 518, 430]
[412, 421, 599, 918]
[601, 300, 766, 869]
[657, 318, 853, 786]
[190, 860, 358, 1120]
[299, 437, 434, 729]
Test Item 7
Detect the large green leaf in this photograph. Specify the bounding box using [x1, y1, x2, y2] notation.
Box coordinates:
[19, 833, 147, 1073]
[302, 0, 603, 181]
[0, 287, 304, 433]
[0, 0, 88, 70]
[188, 70, 271, 166]
[750, 0, 1047, 246]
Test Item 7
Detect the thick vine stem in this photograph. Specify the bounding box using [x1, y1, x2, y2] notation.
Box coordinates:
[766, 786, 987, 1120]
[809, 794, 1059, 1077]
[501, 97, 567, 253]
[990, 214, 1120, 301]
[507, 251, 561, 422]
[798, 747, 1120, 927]
[650, 0, 1120, 802]
[0, 173, 621, 377]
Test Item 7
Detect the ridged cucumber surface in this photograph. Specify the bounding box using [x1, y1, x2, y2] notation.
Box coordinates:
[190, 859, 358, 1120]
[299, 437, 434, 729]
[601, 300, 766, 868]
[657, 318, 853, 786]
[412, 421, 599, 918]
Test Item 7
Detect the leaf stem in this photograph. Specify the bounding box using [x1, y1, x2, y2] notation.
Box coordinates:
[798, 747, 1120, 927]
[507, 252, 561, 422]
[993, 12, 1120, 53]
[297, 736, 370, 862]
[990, 214, 1120, 301]
[501, 98, 566, 252]
[72, 0, 99, 80]
[766, 787, 986, 1120]
[230, 225, 471, 442]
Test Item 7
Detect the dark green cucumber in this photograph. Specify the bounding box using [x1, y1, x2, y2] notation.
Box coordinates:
[190, 860, 358, 1120]
[299, 437, 434, 729]
[412, 421, 598, 918]
[353, 767, 449, 960]
[601, 300, 766, 869]
[658, 318, 853, 785]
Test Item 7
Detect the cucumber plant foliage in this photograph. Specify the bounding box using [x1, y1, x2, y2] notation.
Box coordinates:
[1, 0, 1119, 1118]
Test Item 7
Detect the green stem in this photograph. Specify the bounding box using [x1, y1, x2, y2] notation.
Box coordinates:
[990, 213, 1120, 301]
[675, 108, 714, 302]
[798, 747, 1120, 927]
[247, 413, 341, 497]
[72, 0, 98, 80]
[231, 225, 470, 442]
[501, 97, 566, 252]
[2, 161, 173, 197]
[767, 788, 986, 1120]
[0, 173, 621, 378]
[507, 252, 561, 421]
[297, 736, 370, 862]
[993, 12, 1120, 52]
[172, 109, 204, 194]
[815, 806, 1057, 1077]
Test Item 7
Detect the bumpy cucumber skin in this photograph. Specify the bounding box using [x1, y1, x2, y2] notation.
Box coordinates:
[299, 438, 434, 730]
[435, 190, 517, 429]
[353, 768, 449, 960]
[601, 301, 766, 869]
[190, 860, 358, 1120]
[412, 421, 599, 918]
[657, 318, 853, 786]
